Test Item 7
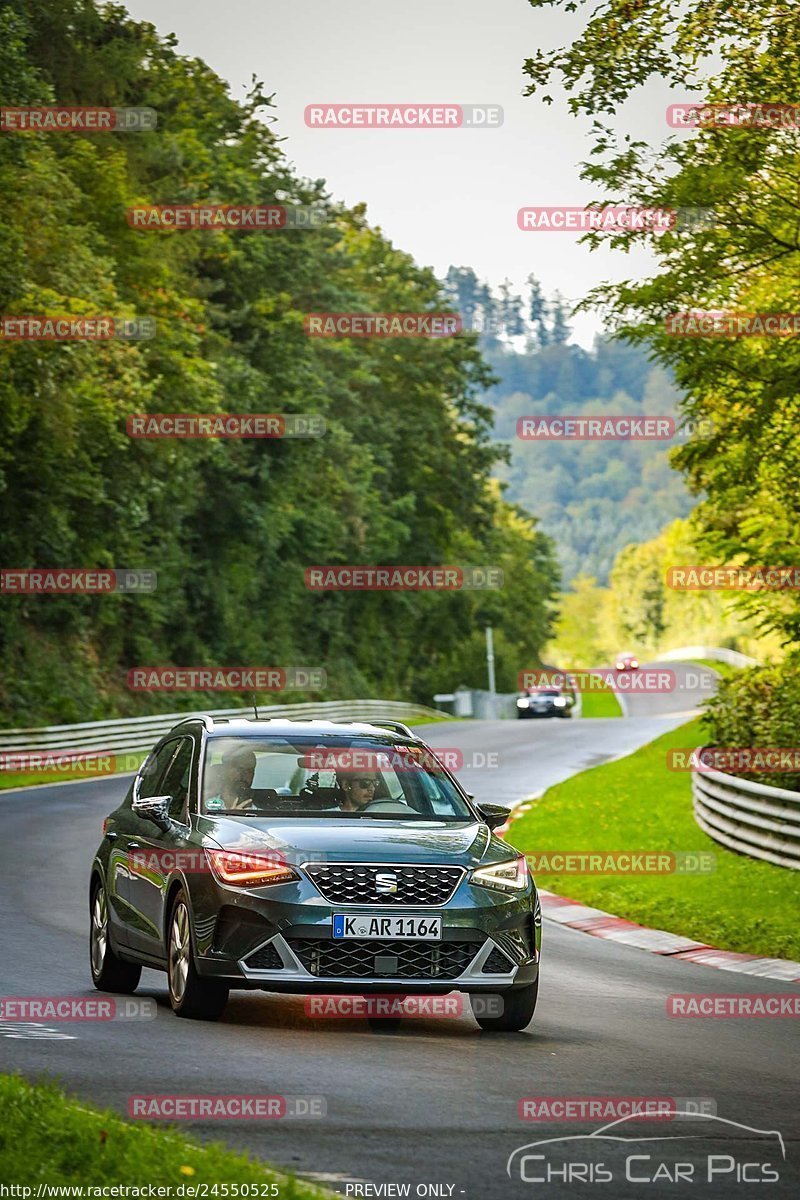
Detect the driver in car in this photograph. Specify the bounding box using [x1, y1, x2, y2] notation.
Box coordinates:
[335, 771, 382, 812]
[206, 746, 257, 812]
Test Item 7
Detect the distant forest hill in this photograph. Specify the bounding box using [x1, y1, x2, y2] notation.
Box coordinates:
[443, 268, 694, 586]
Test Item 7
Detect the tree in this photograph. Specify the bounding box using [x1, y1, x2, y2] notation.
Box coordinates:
[0, 0, 559, 724]
[522, 0, 800, 646]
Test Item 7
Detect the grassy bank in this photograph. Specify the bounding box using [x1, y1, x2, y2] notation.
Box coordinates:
[0, 753, 148, 792]
[688, 658, 739, 680]
[579, 682, 623, 718]
[508, 717, 799, 960]
[0, 1075, 333, 1194]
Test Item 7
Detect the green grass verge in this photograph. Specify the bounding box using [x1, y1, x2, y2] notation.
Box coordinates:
[579, 682, 623, 718]
[0, 753, 147, 792]
[409, 713, 458, 726]
[688, 658, 740, 680]
[0, 1075, 334, 1194]
[507, 716, 800, 961]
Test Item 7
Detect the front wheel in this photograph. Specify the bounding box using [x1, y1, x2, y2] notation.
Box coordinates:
[471, 978, 538, 1032]
[167, 889, 229, 1020]
[90, 881, 142, 993]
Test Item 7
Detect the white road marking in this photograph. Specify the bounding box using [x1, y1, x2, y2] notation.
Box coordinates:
[0, 1020, 76, 1040]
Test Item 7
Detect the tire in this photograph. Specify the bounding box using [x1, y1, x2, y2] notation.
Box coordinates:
[90, 880, 142, 994]
[167, 889, 229, 1020]
[471, 978, 538, 1032]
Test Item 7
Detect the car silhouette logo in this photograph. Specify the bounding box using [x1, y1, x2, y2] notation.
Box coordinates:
[375, 872, 398, 894]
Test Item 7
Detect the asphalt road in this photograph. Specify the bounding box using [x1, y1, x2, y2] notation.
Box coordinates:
[2, 662, 797, 1197]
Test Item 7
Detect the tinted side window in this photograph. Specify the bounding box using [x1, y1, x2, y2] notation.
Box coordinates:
[137, 741, 180, 801]
[160, 738, 194, 822]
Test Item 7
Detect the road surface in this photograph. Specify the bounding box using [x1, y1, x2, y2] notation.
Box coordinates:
[1, 662, 796, 1197]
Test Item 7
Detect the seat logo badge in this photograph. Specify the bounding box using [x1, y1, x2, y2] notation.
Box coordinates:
[375, 871, 398, 894]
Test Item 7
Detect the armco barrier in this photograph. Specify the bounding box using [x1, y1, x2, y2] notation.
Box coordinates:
[0, 700, 448, 762]
[659, 645, 758, 668]
[692, 753, 800, 870]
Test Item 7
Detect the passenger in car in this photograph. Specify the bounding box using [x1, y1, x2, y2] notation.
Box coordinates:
[205, 746, 257, 812]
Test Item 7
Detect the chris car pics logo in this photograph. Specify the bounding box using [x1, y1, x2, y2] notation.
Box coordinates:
[507, 1111, 785, 1185]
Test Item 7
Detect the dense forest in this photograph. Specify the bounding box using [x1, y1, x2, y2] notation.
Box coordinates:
[444, 269, 693, 584]
[0, 0, 559, 726]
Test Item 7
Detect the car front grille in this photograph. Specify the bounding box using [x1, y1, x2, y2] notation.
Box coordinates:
[288, 937, 477, 980]
[303, 862, 464, 906]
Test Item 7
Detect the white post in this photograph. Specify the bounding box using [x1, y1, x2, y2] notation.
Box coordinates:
[485, 626, 496, 695]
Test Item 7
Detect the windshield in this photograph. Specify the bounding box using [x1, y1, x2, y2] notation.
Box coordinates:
[200, 736, 476, 821]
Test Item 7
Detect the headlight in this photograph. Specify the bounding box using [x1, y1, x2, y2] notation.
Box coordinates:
[553, 696, 567, 707]
[205, 849, 298, 888]
[631, 659, 639, 668]
[516, 698, 529, 708]
[472, 857, 529, 892]
[615, 661, 624, 670]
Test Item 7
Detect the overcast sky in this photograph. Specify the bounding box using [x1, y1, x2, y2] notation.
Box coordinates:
[122, 0, 683, 347]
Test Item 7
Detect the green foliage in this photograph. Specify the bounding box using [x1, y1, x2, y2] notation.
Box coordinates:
[522, 0, 800, 645]
[703, 659, 800, 790]
[469, 293, 694, 584]
[545, 520, 782, 666]
[0, 0, 559, 725]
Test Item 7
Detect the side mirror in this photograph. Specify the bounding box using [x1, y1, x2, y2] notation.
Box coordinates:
[477, 803, 510, 831]
[132, 793, 173, 830]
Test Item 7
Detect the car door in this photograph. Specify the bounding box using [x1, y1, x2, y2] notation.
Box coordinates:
[111, 739, 179, 948]
[124, 736, 196, 958]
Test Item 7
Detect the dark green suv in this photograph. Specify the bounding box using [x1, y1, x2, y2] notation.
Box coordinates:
[90, 716, 541, 1031]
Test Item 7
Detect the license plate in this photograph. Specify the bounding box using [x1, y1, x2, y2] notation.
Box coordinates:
[332, 914, 442, 940]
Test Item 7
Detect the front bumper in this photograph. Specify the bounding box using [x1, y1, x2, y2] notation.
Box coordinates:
[192, 868, 541, 994]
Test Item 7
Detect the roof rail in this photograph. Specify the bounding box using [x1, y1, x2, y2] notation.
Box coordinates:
[170, 715, 215, 732]
[372, 719, 415, 738]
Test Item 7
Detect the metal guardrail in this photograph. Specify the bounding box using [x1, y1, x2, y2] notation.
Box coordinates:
[660, 645, 758, 668]
[692, 752, 800, 870]
[0, 700, 448, 759]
